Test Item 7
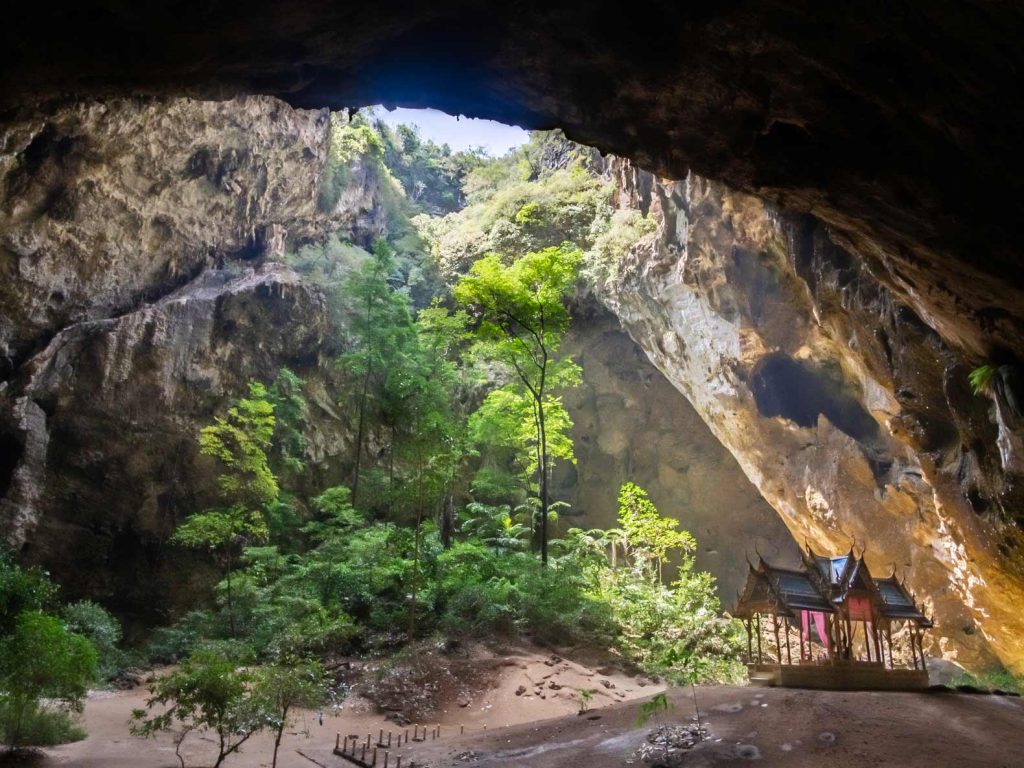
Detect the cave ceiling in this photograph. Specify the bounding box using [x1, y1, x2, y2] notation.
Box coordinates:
[3, 1, 1023, 359]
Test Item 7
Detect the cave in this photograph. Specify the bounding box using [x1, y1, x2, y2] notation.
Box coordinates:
[1, 4, 1024, 765]
[750, 353, 879, 443]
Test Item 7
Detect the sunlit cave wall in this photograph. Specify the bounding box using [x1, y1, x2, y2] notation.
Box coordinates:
[553, 308, 800, 601]
[598, 161, 1024, 673]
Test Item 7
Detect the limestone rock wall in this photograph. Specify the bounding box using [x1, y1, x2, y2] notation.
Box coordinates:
[600, 163, 1024, 671]
[554, 309, 799, 600]
[0, 95, 383, 377]
[0, 96, 382, 627]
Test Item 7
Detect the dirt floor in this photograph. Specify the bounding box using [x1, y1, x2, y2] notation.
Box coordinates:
[34, 646, 1024, 768]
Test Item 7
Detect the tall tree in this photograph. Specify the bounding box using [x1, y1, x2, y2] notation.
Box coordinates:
[171, 383, 277, 636]
[616, 482, 695, 584]
[341, 241, 414, 507]
[387, 305, 470, 635]
[454, 244, 582, 565]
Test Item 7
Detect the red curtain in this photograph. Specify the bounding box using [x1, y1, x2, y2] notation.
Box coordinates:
[847, 595, 873, 621]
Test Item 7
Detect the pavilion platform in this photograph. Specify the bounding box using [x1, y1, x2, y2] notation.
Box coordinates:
[747, 662, 930, 691]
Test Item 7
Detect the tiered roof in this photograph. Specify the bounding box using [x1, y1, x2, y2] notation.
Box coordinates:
[734, 546, 932, 627]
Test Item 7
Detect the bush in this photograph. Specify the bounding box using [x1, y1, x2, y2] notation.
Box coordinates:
[62, 600, 124, 680]
[146, 609, 222, 663]
[0, 612, 97, 750]
[0, 700, 86, 747]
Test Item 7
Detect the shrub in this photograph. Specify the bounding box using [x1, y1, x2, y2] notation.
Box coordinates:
[131, 648, 267, 768]
[0, 612, 97, 750]
[62, 600, 124, 680]
[0, 700, 86, 747]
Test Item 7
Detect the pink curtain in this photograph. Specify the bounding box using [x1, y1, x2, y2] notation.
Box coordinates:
[801, 610, 830, 650]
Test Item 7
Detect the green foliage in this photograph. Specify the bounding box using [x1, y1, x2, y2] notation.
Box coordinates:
[583, 208, 656, 289]
[145, 610, 222, 664]
[459, 503, 531, 554]
[616, 483, 696, 581]
[197, 382, 278, 508]
[455, 245, 583, 563]
[267, 368, 308, 482]
[635, 692, 670, 727]
[131, 647, 267, 768]
[173, 383, 279, 637]
[420, 148, 613, 277]
[61, 600, 124, 681]
[0, 612, 97, 750]
[0, 701, 85, 748]
[372, 117, 488, 216]
[320, 111, 386, 212]
[969, 364, 998, 396]
[252, 660, 327, 768]
[576, 687, 596, 713]
[0, 550, 58, 636]
[949, 668, 1024, 694]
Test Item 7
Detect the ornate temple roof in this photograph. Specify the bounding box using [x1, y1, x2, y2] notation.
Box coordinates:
[734, 547, 932, 627]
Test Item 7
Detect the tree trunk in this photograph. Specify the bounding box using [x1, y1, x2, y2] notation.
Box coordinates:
[440, 493, 455, 549]
[272, 721, 285, 768]
[351, 362, 372, 507]
[538, 399, 548, 567]
[225, 550, 236, 638]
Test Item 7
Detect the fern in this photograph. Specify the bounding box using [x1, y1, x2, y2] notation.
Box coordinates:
[969, 364, 998, 396]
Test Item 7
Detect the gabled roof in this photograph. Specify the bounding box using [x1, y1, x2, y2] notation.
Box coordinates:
[734, 559, 834, 617]
[875, 577, 933, 626]
[768, 567, 834, 612]
[748, 547, 933, 628]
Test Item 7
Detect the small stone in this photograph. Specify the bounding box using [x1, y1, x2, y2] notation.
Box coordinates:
[515, 686, 526, 696]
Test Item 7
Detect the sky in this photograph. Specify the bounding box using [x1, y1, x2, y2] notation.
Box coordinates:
[370, 106, 530, 156]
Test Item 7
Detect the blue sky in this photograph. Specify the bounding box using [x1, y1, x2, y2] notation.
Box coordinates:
[371, 106, 529, 156]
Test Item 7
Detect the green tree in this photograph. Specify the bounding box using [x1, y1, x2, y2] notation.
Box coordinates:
[266, 367, 308, 481]
[131, 648, 266, 768]
[0, 612, 97, 751]
[455, 245, 583, 565]
[616, 483, 695, 583]
[61, 600, 123, 681]
[172, 383, 277, 636]
[342, 240, 415, 508]
[252, 660, 327, 768]
[0, 549, 57, 635]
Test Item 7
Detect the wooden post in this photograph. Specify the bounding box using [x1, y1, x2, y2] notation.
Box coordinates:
[845, 614, 853, 660]
[755, 613, 763, 664]
[862, 621, 871, 662]
[772, 614, 782, 664]
[384, 751, 390, 768]
[335, 733, 340, 751]
[396, 757, 402, 768]
[372, 747, 378, 766]
[908, 624, 919, 670]
[460, 724, 465, 735]
[784, 617, 792, 665]
[885, 622, 894, 669]
[745, 618, 753, 663]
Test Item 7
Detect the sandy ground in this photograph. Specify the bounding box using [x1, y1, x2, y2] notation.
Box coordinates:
[34, 648, 1024, 768]
[38, 646, 658, 768]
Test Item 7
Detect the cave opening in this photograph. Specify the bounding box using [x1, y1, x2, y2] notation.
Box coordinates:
[2, 7, 1024, 758]
[750, 353, 880, 444]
